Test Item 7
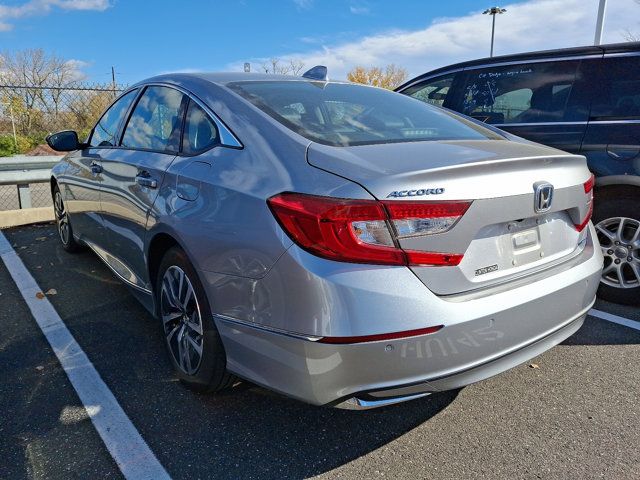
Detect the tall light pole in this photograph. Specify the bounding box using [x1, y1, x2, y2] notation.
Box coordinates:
[483, 7, 507, 57]
[594, 0, 607, 45]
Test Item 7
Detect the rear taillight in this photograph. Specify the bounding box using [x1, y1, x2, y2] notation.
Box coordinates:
[268, 192, 470, 266]
[575, 174, 595, 232]
[583, 173, 595, 194]
[383, 200, 471, 237]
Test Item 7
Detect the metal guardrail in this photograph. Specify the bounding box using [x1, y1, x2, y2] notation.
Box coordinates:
[0, 155, 62, 210]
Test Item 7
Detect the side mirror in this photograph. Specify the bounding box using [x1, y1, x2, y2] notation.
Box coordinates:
[46, 130, 83, 152]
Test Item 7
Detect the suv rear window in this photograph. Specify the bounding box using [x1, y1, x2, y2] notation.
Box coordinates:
[459, 61, 581, 124]
[227, 81, 500, 147]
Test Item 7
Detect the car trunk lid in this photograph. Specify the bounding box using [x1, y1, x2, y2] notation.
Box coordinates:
[307, 139, 593, 295]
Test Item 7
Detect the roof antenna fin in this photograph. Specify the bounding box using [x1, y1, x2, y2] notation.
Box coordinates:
[302, 65, 328, 82]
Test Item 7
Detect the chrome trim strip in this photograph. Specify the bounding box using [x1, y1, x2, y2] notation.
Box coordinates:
[462, 54, 602, 71]
[603, 51, 640, 58]
[473, 120, 640, 127]
[494, 121, 588, 127]
[399, 54, 603, 91]
[589, 119, 640, 124]
[214, 313, 322, 342]
[334, 393, 430, 410]
[83, 239, 152, 294]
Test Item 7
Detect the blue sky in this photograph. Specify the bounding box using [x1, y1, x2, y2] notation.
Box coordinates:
[0, 0, 638, 83]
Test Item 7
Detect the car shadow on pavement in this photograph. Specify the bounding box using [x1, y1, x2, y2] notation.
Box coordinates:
[36, 291, 460, 479]
[175, 384, 460, 479]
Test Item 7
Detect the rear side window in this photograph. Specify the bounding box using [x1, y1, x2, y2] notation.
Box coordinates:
[590, 56, 640, 120]
[182, 101, 220, 154]
[121, 86, 186, 153]
[403, 75, 455, 108]
[459, 61, 581, 124]
[89, 89, 138, 147]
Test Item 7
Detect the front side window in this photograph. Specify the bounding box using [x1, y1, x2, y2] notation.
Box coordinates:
[182, 101, 220, 154]
[89, 89, 138, 147]
[121, 86, 185, 152]
[459, 61, 580, 124]
[403, 75, 455, 108]
[228, 81, 499, 147]
[590, 56, 640, 120]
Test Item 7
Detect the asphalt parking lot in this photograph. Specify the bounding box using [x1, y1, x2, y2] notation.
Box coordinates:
[1, 222, 639, 480]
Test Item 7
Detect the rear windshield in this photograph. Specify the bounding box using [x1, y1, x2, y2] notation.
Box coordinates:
[227, 81, 500, 147]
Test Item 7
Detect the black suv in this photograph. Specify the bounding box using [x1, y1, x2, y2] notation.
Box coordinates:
[398, 42, 640, 305]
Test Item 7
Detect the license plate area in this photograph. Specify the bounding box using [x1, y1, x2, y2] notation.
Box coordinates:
[459, 212, 579, 285]
[512, 229, 539, 249]
[511, 227, 541, 265]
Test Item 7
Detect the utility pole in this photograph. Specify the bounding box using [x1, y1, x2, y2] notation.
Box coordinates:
[1, 101, 18, 150]
[483, 7, 507, 57]
[594, 0, 607, 45]
[9, 103, 17, 151]
[111, 66, 116, 96]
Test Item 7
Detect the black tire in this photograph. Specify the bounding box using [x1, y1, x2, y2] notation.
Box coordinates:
[592, 192, 640, 305]
[52, 184, 82, 253]
[156, 246, 236, 392]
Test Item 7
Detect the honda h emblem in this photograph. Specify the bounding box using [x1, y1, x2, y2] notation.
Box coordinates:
[533, 182, 554, 213]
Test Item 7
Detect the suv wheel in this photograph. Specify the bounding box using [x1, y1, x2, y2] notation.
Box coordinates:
[156, 247, 236, 392]
[593, 194, 640, 305]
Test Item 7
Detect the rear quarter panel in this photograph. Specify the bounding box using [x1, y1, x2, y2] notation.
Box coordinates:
[144, 83, 371, 326]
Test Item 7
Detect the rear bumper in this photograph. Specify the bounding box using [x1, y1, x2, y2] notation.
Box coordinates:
[213, 224, 603, 407]
[334, 305, 587, 409]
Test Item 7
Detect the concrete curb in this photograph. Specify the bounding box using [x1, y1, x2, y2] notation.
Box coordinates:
[0, 207, 55, 229]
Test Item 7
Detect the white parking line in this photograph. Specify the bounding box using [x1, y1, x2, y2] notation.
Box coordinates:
[589, 308, 640, 332]
[0, 232, 170, 480]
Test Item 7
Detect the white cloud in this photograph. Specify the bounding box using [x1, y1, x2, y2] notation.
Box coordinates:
[350, 6, 370, 15]
[230, 0, 640, 80]
[0, 0, 110, 31]
[65, 58, 90, 80]
[293, 0, 313, 10]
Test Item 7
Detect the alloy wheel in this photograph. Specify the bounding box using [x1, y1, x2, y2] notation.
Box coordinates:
[53, 190, 70, 245]
[595, 216, 640, 289]
[160, 266, 204, 375]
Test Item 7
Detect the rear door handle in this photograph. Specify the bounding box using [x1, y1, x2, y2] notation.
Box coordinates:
[90, 162, 102, 174]
[135, 171, 158, 189]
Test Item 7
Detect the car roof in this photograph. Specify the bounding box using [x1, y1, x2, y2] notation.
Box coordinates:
[397, 41, 640, 90]
[134, 72, 351, 89]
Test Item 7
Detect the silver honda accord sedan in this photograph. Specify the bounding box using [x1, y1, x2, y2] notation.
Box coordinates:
[47, 67, 603, 409]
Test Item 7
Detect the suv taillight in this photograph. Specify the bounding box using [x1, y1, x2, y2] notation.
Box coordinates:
[267, 192, 470, 266]
[575, 173, 595, 232]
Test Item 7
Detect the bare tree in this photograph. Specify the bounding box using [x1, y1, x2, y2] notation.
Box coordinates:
[623, 0, 640, 41]
[261, 58, 305, 76]
[0, 49, 85, 134]
[623, 28, 640, 42]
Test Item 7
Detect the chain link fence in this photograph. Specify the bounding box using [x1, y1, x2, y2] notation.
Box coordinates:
[0, 183, 51, 210]
[1, 82, 126, 156]
[0, 82, 126, 212]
